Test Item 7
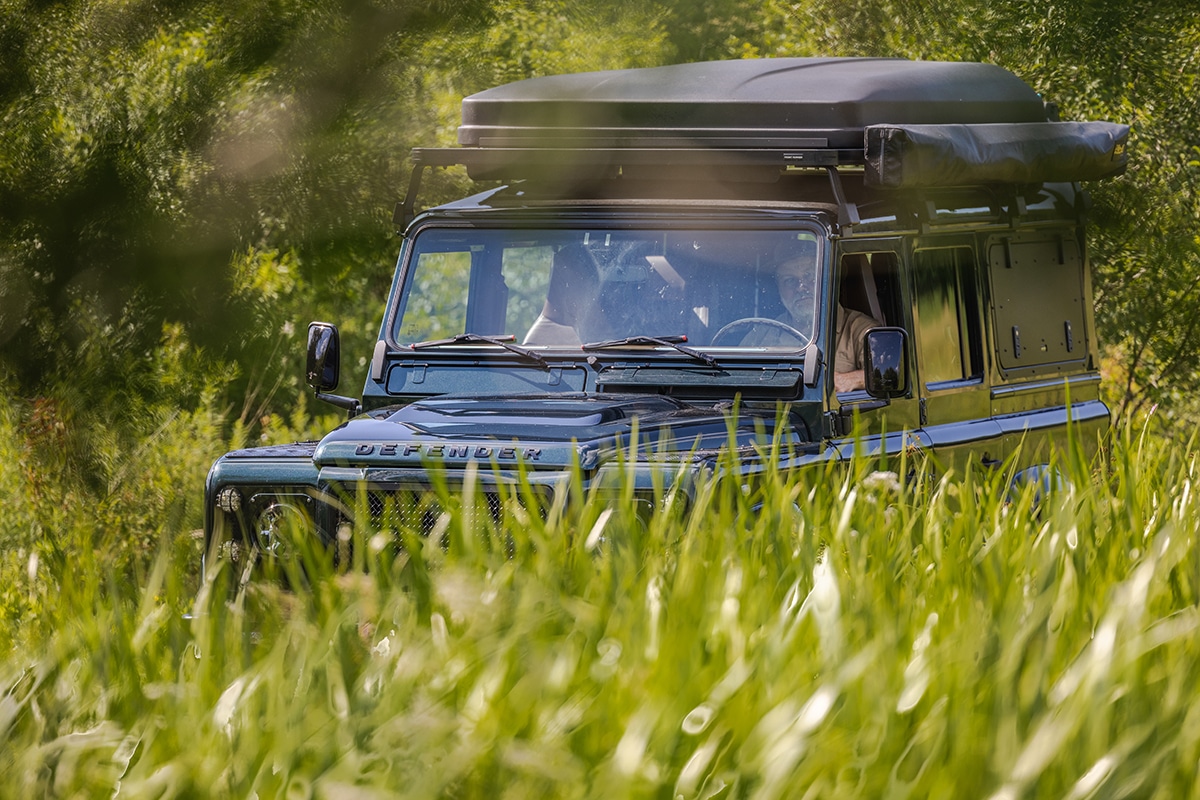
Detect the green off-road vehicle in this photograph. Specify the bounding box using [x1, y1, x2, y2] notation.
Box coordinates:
[204, 57, 1128, 577]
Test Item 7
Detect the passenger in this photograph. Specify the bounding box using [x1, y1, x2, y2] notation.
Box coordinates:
[742, 239, 883, 392]
[522, 244, 598, 345]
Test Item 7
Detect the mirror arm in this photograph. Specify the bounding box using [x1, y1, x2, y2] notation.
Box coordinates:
[315, 391, 361, 418]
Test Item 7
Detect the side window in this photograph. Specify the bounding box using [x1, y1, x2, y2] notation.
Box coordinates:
[833, 251, 898, 394]
[839, 252, 901, 326]
[913, 247, 982, 387]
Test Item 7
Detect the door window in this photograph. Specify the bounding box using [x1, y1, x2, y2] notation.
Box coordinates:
[913, 247, 982, 388]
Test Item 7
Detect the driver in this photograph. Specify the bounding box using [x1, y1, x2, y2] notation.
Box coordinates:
[523, 244, 598, 345]
[741, 240, 883, 392]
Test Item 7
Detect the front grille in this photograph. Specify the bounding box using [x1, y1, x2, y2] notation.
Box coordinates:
[332, 483, 547, 538]
[367, 489, 505, 535]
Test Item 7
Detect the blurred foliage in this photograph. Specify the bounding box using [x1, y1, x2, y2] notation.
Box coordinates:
[0, 0, 491, 446]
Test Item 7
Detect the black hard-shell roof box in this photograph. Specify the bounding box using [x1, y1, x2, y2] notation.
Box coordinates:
[458, 58, 1051, 149]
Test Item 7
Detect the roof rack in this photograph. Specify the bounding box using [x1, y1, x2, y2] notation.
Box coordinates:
[398, 58, 1128, 227]
[396, 152, 863, 228]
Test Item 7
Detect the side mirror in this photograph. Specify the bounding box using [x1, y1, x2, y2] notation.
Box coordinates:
[306, 322, 341, 392]
[863, 327, 908, 399]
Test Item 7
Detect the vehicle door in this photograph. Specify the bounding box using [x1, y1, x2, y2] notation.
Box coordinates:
[832, 240, 922, 464]
[908, 237, 1002, 476]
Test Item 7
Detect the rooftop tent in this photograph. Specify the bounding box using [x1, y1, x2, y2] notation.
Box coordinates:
[456, 58, 1051, 149]
[405, 58, 1128, 196]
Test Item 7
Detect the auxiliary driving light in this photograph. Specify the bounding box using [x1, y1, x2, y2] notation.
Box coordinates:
[216, 486, 242, 514]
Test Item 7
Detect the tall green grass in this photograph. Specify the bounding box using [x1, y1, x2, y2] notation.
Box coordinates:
[1, 420, 1198, 798]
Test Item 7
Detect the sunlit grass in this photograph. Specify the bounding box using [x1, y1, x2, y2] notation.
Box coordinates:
[1, 420, 1198, 798]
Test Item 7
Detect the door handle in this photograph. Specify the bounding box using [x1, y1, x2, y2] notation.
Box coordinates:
[840, 399, 890, 416]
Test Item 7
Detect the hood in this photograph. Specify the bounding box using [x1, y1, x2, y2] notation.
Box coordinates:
[313, 393, 812, 470]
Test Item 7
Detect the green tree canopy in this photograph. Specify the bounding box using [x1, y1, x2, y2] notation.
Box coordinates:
[0, 0, 495, 392]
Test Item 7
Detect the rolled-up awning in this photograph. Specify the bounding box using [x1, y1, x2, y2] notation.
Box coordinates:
[866, 121, 1129, 187]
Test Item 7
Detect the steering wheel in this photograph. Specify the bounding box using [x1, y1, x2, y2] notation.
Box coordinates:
[710, 317, 810, 347]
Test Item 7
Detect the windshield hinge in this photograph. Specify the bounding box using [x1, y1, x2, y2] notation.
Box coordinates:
[370, 340, 387, 382]
[802, 342, 821, 387]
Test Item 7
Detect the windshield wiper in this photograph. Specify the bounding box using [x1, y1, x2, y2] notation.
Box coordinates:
[581, 334, 721, 369]
[410, 333, 549, 369]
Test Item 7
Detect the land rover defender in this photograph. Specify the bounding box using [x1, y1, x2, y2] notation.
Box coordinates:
[204, 58, 1128, 576]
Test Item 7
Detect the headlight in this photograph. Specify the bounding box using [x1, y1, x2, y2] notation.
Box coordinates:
[252, 499, 311, 559]
[212, 487, 315, 556]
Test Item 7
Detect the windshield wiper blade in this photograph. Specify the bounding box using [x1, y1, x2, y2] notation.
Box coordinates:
[410, 333, 549, 369]
[581, 334, 721, 369]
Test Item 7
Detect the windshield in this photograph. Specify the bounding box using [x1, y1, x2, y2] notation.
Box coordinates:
[393, 226, 823, 353]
